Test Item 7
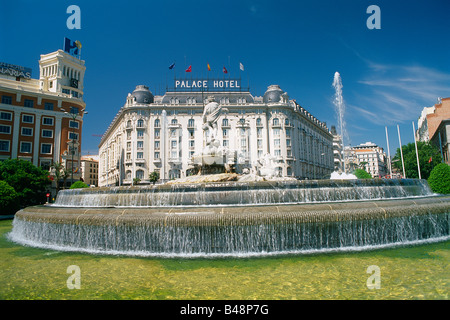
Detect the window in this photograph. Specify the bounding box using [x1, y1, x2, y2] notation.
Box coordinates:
[222, 118, 229, 127]
[137, 130, 144, 139]
[188, 129, 194, 139]
[20, 142, 32, 153]
[22, 115, 34, 123]
[273, 128, 280, 136]
[21, 127, 33, 136]
[154, 141, 160, 149]
[171, 140, 177, 149]
[42, 117, 54, 126]
[170, 129, 176, 137]
[69, 120, 79, 129]
[24, 99, 34, 108]
[223, 129, 228, 138]
[154, 129, 160, 138]
[137, 152, 143, 159]
[273, 118, 279, 126]
[42, 129, 53, 138]
[274, 149, 281, 156]
[171, 119, 178, 125]
[189, 140, 195, 148]
[136, 170, 144, 179]
[44, 102, 54, 111]
[137, 141, 143, 150]
[41, 143, 52, 154]
[188, 119, 195, 128]
[0, 112, 12, 121]
[137, 119, 144, 128]
[0, 140, 10, 152]
[256, 118, 262, 126]
[0, 125, 11, 134]
[1, 96, 12, 104]
[274, 139, 280, 148]
[70, 106, 79, 114]
[69, 132, 78, 140]
[223, 140, 229, 147]
[40, 160, 51, 170]
[154, 152, 160, 159]
[154, 119, 160, 127]
[62, 88, 70, 94]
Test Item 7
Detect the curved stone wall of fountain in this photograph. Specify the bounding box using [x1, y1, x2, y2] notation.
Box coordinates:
[8, 179, 450, 257]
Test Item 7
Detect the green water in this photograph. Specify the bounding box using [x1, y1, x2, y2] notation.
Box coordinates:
[0, 219, 448, 300]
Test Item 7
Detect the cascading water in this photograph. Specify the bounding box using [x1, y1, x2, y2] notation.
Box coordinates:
[8, 178, 450, 258]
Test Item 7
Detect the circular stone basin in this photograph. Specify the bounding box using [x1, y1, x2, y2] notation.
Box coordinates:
[8, 179, 450, 258]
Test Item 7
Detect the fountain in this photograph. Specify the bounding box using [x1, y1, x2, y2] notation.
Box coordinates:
[8, 87, 450, 258]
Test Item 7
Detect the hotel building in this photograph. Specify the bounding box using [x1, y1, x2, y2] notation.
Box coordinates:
[98, 82, 334, 186]
[0, 49, 86, 188]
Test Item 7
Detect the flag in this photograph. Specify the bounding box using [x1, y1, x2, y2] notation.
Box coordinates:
[240, 62, 244, 71]
[207, 63, 211, 71]
[169, 62, 175, 69]
[428, 157, 432, 163]
[63, 37, 80, 57]
[223, 66, 228, 74]
[185, 65, 192, 72]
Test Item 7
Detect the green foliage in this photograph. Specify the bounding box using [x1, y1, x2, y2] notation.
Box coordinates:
[69, 181, 89, 189]
[392, 142, 442, 179]
[427, 163, 450, 194]
[149, 171, 160, 184]
[0, 180, 20, 215]
[353, 169, 372, 179]
[0, 159, 51, 208]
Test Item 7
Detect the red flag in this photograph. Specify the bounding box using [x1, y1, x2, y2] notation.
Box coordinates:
[428, 157, 432, 163]
[185, 65, 192, 72]
[223, 66, 228, 74]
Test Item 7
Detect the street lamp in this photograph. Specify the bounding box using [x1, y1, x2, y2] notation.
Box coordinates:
[60, 107, 87, 186]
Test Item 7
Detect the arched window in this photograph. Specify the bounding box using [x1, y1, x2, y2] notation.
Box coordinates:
[137, 119, 144, 128]
[154, 119, 160, 128]
[171, 119, 178, 125]
[188, 119, 195, 128]
[273, 118, 279, 126]
[256, 118, 262, 126]
[126, 120, 132, 128]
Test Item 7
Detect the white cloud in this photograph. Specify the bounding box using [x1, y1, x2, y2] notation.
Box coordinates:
[352, 62, 450, 125]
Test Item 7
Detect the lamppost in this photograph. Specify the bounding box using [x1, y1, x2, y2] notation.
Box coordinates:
[61, 107, 87, 186]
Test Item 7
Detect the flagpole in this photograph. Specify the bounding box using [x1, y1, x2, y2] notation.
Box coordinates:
[385, 126, 392, 178]
[412, 121, 421, 179]
[397, 124, 406, 178]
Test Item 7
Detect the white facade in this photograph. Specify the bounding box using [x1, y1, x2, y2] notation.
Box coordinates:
[98, 84, 334, 186]
[349, 142, 387, 178]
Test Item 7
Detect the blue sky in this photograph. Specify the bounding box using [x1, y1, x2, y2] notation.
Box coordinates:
[1, 0, 449, 156]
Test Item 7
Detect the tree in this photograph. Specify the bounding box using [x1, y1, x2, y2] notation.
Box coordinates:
[0, 159, 51, 208]
[392, 141, 442, 180]
[149, 171, 160, 185]
[0, 180, 20, 215]
[70, 181, 89, 189]
[353, 168, 372, 179]
[427, 163, 450, 194]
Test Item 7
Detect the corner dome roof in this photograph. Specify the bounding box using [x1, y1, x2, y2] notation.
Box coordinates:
[263, 85, 284, 103]
[131, 85, 154, 104]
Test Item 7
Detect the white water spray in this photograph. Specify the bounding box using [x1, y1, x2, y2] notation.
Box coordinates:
[333, 72, 346, 173]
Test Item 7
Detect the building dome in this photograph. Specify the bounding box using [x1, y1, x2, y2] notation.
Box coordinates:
[263, 85, 284, 103]
[131, 85, 154, 104]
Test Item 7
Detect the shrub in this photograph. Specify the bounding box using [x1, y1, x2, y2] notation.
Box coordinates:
[0, 159, 51, 208]
[0, 180, 20, 215]
[428, 163, 450, 194]
[70, 181, 89, 189]
[353, 169, 372, 179]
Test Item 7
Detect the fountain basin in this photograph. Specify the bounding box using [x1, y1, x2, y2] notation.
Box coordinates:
[9, 192, 450, 257]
